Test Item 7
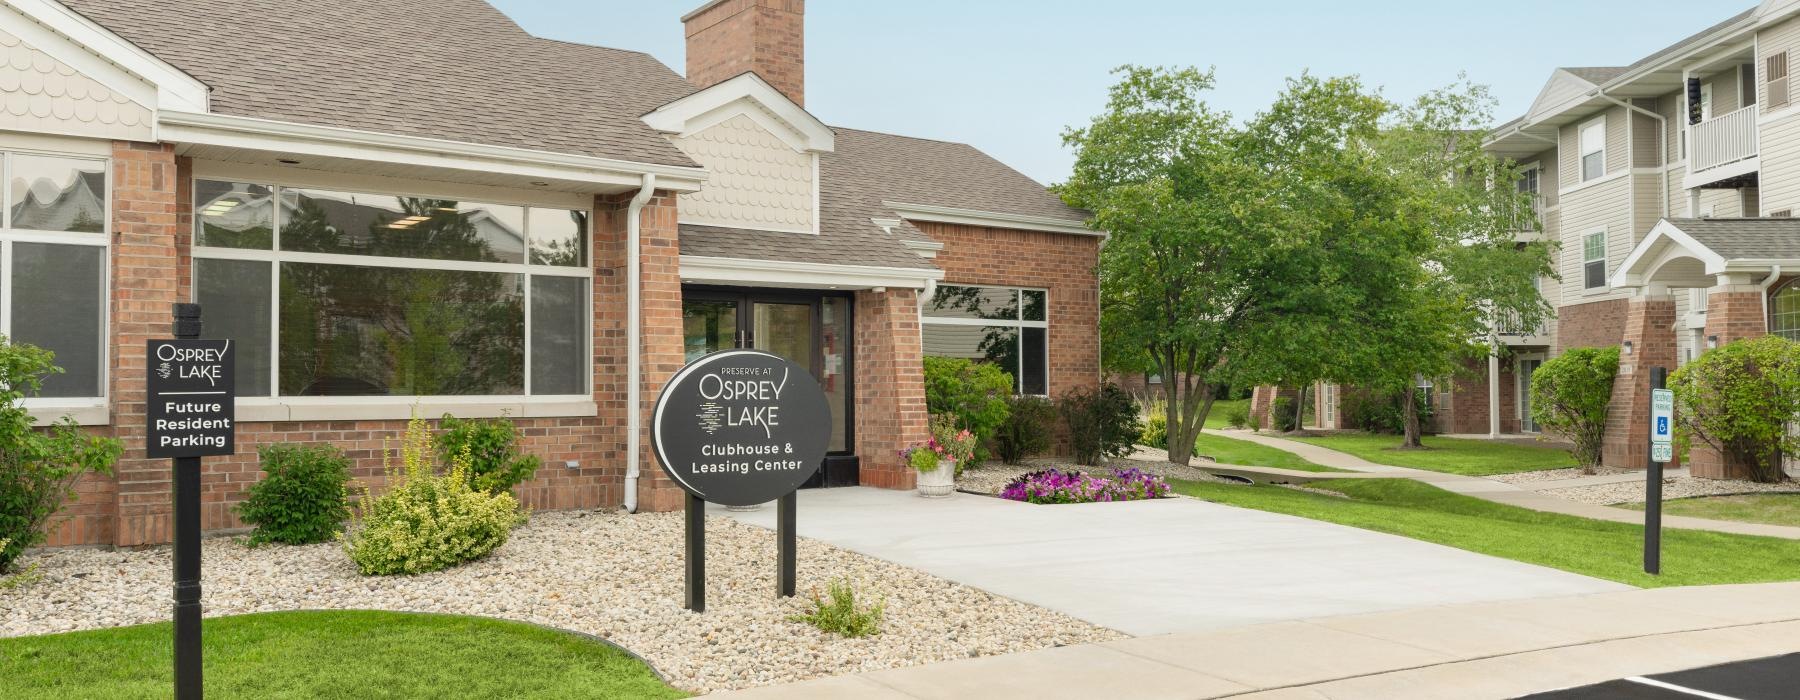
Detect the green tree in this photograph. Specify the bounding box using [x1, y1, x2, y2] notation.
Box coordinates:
[1670, 336, 1800, 483]
[1529, 346, 1621, 473]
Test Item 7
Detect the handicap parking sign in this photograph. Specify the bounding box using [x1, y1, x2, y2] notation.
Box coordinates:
[1650, 388, 1674, 463]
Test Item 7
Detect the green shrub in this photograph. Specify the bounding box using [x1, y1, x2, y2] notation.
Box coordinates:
[993, 395, 1058, 464]
[1270, 397, 1298, 432]
[1139, 411, 1168, 449]
[922, 357, 1013, 462]
[1058, 384, 1142, 466]
[1223, 403, 1250, 429]
[437, 414, 542, 495]
[345, 417, 526, 576]
[236, 444, 352, 546]
[1670, 336, 1800, 483]
[1340, 387, 1434, 435]
[788, 579, 883, 638]
[1530, 346, 1620, 472]
[0, 339, 121, 573]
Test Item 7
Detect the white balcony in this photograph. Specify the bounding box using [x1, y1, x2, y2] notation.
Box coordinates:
[1690, 105, 1759, 175]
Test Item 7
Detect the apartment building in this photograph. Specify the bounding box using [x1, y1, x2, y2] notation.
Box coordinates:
[1434, 0, 1800, 479]
[1, 0, 1101, 548]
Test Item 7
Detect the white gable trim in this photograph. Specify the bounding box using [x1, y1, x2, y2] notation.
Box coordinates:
[884, 201, 1099, 237]
[644, 73, 834, 153]
[1525, 69, 1597, 123]
[1613, 219, 1728, 288]
[3, 0, 208, 113]
[680, 254, 942, 290]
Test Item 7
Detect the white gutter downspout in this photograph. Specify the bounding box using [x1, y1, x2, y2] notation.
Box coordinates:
[1596, 90, 1668, 223]
[624, 174, 657, 514]
[1761, 265, 1784, 328]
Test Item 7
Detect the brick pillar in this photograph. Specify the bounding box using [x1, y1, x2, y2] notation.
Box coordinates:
[854, 288, 927, 490]
[1600, 293, 1676, 470]
[1248, 385, 1298, 430]
[1689, 284, 1772, 479]
[109, 141, 182, 546]
[595, 189, 687, 512]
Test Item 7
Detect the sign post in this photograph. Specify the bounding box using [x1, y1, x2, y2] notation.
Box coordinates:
[150, 304, 235, 700]
[1647, 367, 1672, 576]
[651, 350, 831, 612]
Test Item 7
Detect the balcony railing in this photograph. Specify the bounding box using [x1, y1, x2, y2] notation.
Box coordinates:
[1493, 309, 1544, 337]
[1507, 194, 1546, 233]
[1691, 105, 1759, 173]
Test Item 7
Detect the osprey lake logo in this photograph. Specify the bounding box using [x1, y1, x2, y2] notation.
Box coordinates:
[697, 402, 724, 435]
[156, 361, 173, 380]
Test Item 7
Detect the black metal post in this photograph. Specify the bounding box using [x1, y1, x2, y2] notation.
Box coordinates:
[684, 492, 705, 612]
[1645, 365, 1666, 576]
[171, 303, 203, 700]
[777, 492, 796, 597]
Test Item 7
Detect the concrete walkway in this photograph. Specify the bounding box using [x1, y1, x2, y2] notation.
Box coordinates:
[1200, 430, 1800, 540]
[717, 487, 1624, 636]
[707, 582, 1800, 699]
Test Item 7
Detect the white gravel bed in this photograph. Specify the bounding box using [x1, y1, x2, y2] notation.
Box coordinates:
[1488, 466, 1635, 485]
[0, 510, 1122, 694]
[1543, 476, 1800, 506]
[957, 456, 1232, 496]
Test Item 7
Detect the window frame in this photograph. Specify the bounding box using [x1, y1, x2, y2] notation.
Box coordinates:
[1771, 278, 1800, 342]
[190, 177, 594, 408]
[1578, 117, 1607, 182]
[1582, 229, 1608, 290]
[920, 283, 1051, 397]
[0, 148, 112, 421]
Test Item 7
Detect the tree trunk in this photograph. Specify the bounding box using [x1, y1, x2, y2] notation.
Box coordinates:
[1291, 384, 1308, 434]
[1402, 385, 1423, 448]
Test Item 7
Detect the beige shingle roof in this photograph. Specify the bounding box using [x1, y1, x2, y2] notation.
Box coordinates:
[1666, 218, 1800, 260]
[62, 0, 702, 167]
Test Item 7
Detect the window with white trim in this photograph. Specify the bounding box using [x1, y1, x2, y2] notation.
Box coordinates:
[192, 180, 591, 398]
[1579, 118, 1606, 182]
[1583, 231, 1607, 289]
[2, 151, 107, 400]
[921, 285, 1048, 395]
[1772, 279, 1800, 342]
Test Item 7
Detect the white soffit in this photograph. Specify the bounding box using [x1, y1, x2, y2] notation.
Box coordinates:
[1613, 219, 1727, 288]
[680, 255, 942, 290]
[3, 0, 208, 113]
[643, 72, 834, 153]
[884, 201, 1100, 237]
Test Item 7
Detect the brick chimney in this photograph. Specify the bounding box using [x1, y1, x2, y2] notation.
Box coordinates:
[683, 0, 805, 106]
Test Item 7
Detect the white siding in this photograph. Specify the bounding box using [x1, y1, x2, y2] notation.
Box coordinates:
[0, 27, 151, 142]
[1557, 176, 1632, 304]
[1559, 106, 1628, 186]
[1758, 106, 1800, 214]
[670, 113, 817, 234]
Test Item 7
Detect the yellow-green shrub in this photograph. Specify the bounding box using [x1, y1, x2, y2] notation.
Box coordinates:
[343, 417, 525, 576]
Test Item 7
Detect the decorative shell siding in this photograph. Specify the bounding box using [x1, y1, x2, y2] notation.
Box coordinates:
[0, 28, 152, 142]
[673, 113, 816, 235]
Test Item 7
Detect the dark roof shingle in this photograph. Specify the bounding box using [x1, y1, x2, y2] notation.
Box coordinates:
[1667, 218, 1800, 260]
[62, 0, 703, 166]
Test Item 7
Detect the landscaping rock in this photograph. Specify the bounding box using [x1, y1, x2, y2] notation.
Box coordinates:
[0, 511, 1122, 694]
[1543, 476, 1800, 505]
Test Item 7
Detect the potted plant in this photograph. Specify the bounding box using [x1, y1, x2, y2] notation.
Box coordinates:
[902, 443, 949, 498]
[911, 416, 976, 498]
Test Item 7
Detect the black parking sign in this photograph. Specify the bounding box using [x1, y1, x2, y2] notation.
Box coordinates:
[146, 339, 235, 459]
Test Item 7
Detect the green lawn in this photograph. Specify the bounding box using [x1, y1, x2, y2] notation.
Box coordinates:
[1287, 434, 1576, 476]
[0, 610, 686, 700]
[1194, 432, 1343, 473]
[1172, 478, 1800, 587]
[1618, 493, 1800, 528]
[1203, 399, 1250, 429]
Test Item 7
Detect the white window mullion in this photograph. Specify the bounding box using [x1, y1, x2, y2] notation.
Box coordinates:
[523, 274, 533, 396]
[1, 239, 12, 339]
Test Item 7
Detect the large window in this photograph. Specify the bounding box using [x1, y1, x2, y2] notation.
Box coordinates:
[1773, 280, 1800, 342]
[1579, 117, 1607, 182]
[193, 180, 590, 398]
[2, 151, 107, 400]
[921, 284, 1048, 396]
[1582, 231, 1608, 290]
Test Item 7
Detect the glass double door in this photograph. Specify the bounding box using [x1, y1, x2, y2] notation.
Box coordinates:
[681, 289, 853, 467]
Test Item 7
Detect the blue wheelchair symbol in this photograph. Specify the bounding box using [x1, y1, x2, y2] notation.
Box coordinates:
[1656, 416, 1669, 435]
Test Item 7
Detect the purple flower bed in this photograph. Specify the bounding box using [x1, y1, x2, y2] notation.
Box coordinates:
[998, 467, 1171, 505]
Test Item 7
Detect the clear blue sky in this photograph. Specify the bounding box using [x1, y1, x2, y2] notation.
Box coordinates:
[491, 0, 1742, 185]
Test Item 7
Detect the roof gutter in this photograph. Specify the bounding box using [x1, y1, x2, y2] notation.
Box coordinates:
[623, 174, 657, 514]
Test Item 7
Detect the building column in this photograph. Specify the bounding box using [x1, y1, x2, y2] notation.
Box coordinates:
[1689, 277, 1772, 479]
[1600, 290, 1677, 470]
[1249, 385, 1299, 430]
[109, 142, 183, 547]
[854, 288, 928, 490]
[595, 188, 687, 513]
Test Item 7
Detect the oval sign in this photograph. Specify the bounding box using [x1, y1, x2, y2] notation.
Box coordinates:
[651, 349, 832, 507]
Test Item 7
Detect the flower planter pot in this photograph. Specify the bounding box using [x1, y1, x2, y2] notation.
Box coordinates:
[917, 459, 956, 498]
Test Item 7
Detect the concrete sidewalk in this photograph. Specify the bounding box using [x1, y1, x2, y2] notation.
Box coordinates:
[718, 488, 1623, 636]
[706, 583, 1800, 699]
[1200, 430, 1800, 540]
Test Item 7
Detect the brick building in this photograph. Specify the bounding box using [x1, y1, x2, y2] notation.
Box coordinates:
[1, 0, 1100, 547]
[1264, 0, 1800, 482]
